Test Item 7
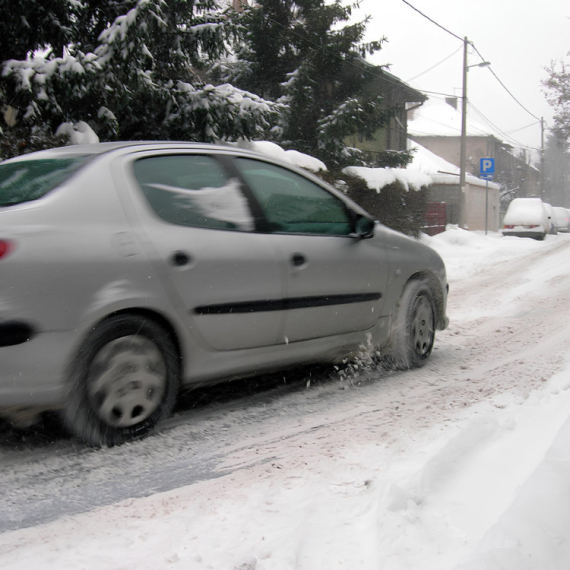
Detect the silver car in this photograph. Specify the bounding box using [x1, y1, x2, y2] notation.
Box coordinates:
[0, 142, 448, 446]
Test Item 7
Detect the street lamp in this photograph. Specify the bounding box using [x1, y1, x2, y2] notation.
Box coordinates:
[458, 35, 490, 229]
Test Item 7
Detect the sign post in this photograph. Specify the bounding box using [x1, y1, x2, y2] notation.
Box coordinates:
[479, 158, 495, 235]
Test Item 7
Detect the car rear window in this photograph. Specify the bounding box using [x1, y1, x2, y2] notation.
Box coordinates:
[0, 157, 89, 207]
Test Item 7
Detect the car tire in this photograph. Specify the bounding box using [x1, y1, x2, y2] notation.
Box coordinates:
[384, 280, 436, 370]
[62, 315, 179, 447]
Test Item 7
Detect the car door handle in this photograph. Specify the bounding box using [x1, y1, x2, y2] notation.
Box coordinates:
[170, 251, 192, 267]
[291, 253, 306, 267]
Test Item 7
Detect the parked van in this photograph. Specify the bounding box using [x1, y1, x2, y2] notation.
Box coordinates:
[502, 197, 549, 240]
[552, 206, 570, 233]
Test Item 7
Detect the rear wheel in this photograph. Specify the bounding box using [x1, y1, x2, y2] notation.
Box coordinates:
[385, 280, 436, 370]
[63, 315, 179, 446]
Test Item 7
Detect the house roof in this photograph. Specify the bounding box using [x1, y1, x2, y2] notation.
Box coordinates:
[356, 61, 427, 106]
[408, 98, 499, 139]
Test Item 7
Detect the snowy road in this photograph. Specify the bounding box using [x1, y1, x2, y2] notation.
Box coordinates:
[2, 229, 570, 569]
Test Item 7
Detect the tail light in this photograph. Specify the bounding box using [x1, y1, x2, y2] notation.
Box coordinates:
[503, 225, 514, 229]
[0, 239, 13, 259]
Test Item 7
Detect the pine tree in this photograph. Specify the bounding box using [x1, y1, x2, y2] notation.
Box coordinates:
[1, 0, 280, 156]
[544, 132, 570, 206]
[0, 0, 75, 61]
[544, 60, 570, 142]
[219, 0, 394, 168]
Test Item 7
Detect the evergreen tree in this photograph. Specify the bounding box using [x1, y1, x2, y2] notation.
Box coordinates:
[544, 59, 570, 142]
[1, 0, 279, 156]
[219, 0, 395, 168]
[0, 0, 75, 61]
[544, 132, 570, 207]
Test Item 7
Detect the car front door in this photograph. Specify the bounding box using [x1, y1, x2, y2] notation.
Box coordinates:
[233, 157, 388, 343]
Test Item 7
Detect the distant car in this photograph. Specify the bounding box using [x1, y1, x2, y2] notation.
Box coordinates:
[552, 206, 570, 233]
[0, 142, 449, 446]
[502, 197, 549, 240]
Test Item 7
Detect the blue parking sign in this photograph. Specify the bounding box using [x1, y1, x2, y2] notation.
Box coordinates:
[480, 158, 495, 180]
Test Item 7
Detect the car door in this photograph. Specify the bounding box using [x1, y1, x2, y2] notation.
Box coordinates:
[122, 152, 286, 351]
[232, 157, 388, 343]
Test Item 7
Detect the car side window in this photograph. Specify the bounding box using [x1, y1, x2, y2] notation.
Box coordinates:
[133, 155, 254, 231]
[233, 158, 352, 236]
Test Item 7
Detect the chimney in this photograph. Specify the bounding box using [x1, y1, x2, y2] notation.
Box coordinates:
[445, 97, 458, 110]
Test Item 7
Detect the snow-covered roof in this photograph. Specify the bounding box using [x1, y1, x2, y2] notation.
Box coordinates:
[408, 141, 501, 190]
[409, 98, 498, 140]
[408, 99, 540, 175]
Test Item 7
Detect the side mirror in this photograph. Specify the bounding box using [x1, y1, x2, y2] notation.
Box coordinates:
[352, 215, 375, 239]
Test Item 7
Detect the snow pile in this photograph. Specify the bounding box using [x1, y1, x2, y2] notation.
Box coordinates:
[458, 411, 570, 569]
[55, 121, 100, 145]
[424, 224, 544, 281]
[343, 163, 432, 191]
[233, 140, 327, 172]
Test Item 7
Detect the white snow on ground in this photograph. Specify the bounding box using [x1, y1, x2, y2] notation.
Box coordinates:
[2, 229, 570, 569]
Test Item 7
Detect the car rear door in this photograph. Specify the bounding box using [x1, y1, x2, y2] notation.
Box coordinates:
[118, 151, 286, 351]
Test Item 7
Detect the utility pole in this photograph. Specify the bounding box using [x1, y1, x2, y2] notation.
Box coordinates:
[458, 37, 469, 229]
[458, 38, 490, 229]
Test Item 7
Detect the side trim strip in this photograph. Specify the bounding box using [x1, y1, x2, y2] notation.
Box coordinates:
[194, 293, 381, 315]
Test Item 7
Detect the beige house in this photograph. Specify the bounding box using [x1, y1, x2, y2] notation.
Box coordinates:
[408, 99, 541, 202]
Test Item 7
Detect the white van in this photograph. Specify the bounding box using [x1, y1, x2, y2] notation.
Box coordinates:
[502, 197, 549, 240]
[552, 206, 570, 233]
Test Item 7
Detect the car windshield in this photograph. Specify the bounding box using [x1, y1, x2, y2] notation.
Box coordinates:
[0, 157, 89, 207]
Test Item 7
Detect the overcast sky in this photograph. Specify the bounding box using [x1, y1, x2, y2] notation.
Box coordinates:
[350, 0, 570, 152]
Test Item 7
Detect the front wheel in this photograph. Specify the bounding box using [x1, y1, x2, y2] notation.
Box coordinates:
[62, 315, 179, 446]
[385, 280, 436, 370]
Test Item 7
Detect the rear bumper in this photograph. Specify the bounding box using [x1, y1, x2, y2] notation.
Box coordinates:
[502, 230, 545, 240]
[0, 328, 74, 409]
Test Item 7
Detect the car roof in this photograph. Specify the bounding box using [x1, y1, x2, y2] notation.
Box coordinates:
[3, 141, 250, 162]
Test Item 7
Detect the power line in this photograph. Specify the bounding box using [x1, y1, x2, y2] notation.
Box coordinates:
[471, 44, 542, 122]
[467, 101, 541, 151]
[416, 88, 459, 98]
[406, 46, 463, 82]
[503, 120, 542, 135]
[400, 0, 464, 43]
[400, 1, 542, 125]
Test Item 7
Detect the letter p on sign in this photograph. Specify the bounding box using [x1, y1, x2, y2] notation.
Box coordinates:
[480, 158, 495, 179]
